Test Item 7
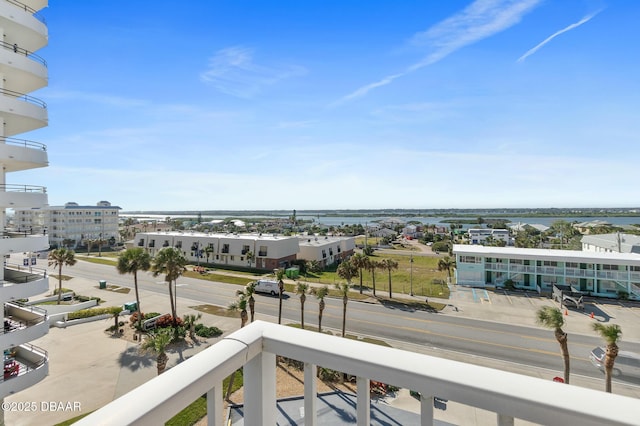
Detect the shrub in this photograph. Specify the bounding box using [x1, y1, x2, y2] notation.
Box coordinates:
[318, 367, 341, 382]
[67, 306, 122, 320]
[431, 241, 451, 253]
[155, 315, 184, 329]
[194, 324, 223, 338]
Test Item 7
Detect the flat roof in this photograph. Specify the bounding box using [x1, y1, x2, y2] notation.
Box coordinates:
[139, 231, 295, 242]
[453, 244, 640, 264]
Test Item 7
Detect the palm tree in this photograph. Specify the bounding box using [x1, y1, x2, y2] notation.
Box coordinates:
[366, 258, 380, 297]
[337, 260, 358, 288]
[592, 323, 623, 393]
[276, 268, 286, 324]
[296, 283, 309, 329]
[150, 247, 187, 329]
[183, 313, 202, 341]
[379, 258, 399, 298]
[350, 253, 367, 294]
[229, 291, 249, 328]
[536, 306, 570, 384]
[141, 328, 172, 375]
[438, 256, 456, 283]
[117, 247, 151, 336]
[48, 248, 77, 304]
[204, 245, 214, 264]
[246, 251, 254, 268]
[335, 282, 350, 337]
[311, 286, 329, 333]
[245, 281, 257, 322]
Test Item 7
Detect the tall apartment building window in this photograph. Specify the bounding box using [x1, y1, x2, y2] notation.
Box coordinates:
[258, 246, 267, 256]
[222, 244, 229, 253]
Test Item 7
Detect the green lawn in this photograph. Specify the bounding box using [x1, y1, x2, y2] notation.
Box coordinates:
[303, 253, 450, 298]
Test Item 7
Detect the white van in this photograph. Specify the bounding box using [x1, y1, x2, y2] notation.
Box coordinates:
[254, 280, 282, 296]
[590, 347, 640, 378]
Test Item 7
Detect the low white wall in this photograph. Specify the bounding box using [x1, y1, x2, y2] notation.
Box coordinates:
[26, 292, 75, 305]
[52, 310, 130, 329]
[38, 299, 98, 315]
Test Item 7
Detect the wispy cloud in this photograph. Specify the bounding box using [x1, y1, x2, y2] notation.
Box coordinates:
[517, 9, 603, 62]
[338, 0, 541, 104]
[200, 46, 307, 98]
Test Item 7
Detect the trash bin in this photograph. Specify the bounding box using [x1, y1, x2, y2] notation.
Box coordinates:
[124, 302, 138, 312]
[99, 280, 107, 289]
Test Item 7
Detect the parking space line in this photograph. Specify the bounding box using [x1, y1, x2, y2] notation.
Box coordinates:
[483, 290, 491, 304]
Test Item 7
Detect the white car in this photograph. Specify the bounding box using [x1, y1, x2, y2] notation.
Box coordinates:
[254, 280, 282, 296]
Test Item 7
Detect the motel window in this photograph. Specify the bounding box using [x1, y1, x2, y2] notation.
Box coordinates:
[259, 246, 267, 256]
[242, 245, 250, 255]
[631, 266, 640, 272]
[602, 264, 621, 271]
[460, 256, 481, 264]
[543, 261, 558, 267]
[566, 262, 579, 268]
[230, 256, 234, 261]
[509, 259, 523, 265]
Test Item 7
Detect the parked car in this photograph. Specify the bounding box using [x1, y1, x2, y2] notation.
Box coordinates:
[589, 347, 640, 378]
[254, 280, 282, 296]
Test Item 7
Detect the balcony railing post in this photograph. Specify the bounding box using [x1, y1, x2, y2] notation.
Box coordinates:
[420, 395, 434, 426]
[206, 385, 222, 426]
[356, 376, 370, 426]
[497, 413, 515, 426]
[244, 351, 276, 425]
[304, 362, 317, 426]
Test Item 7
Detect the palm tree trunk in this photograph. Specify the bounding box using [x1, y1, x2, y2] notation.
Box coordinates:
[157, 352, 168, 375]
[278, 284, 284, 324]
[168, 280, 177, 327]
[318, 306, 324, 333]
[556, 331, 570, 384]
[342, 297, 347, 337]
[57, 265, 63, 304]
[604, 344, 618, 393]
[134, 273, 143, 340]
[301, 295, 306, 329]
[249, 297, 255, 323]
[370, 268, 377, 297]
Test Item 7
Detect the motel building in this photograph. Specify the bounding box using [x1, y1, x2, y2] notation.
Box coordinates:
[132, 231, 299, 271]
[297, 235, 355, 268]
[453, 244, 640, 300]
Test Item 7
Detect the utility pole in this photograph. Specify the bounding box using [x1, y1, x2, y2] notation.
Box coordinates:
[410, 254, 414, 296]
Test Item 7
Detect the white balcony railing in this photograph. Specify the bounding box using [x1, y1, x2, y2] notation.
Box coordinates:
[77, 321, 638, 426]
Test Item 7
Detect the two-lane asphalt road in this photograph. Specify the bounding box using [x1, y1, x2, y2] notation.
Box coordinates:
[58, 259, 640, 386]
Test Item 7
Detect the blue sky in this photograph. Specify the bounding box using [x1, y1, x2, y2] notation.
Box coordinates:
[21, 0, 639, 211]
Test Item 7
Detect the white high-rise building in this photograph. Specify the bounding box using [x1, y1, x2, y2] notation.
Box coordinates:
[0, 0, 50, 401]
[15, 201, 122, 249]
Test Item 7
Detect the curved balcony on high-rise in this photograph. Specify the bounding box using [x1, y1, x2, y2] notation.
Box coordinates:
[0, 137, 48, 171]
[0, 89, 48, 135]
[1, 302, 48, 348]
[0, 343, 48, 399]
[0, 39, 47, 94]
[0, 1, 48, 53]
[1, 264, 49, 301]
[0, 183, 47, 209]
